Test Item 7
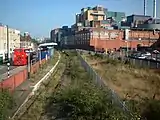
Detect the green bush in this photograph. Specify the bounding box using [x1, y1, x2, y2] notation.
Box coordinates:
[94, 53, 104, 59]
[0, 89, 14, 120]
[141, 99, 160, 120]
[52, 82, 130, 120]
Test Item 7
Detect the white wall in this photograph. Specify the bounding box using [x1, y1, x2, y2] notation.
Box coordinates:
[0, 26, 20, 60]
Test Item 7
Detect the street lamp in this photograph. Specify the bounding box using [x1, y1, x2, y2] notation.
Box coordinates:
[125, 40, 128, 57]
[6, 25, 10, 61]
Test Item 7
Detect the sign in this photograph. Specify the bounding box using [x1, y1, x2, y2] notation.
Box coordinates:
[104, 32, 118, 39]
[110, 32, 118, 39]
[92, 31, 119, 39]
[125, 29, 130, 40]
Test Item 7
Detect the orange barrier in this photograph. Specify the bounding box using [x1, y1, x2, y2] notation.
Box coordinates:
[0, 58, 48, 91]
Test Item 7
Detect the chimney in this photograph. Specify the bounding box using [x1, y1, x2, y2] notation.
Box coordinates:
[153, 0, 157, 18]
[144, 0, 147, 16]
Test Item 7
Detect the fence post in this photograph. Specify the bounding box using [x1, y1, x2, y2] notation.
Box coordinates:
[157, 62, 159, 69]
[89, 66, 91, 78]
[122, 101, 126, 111]
[111, 90, 114, 104]
[14, 75, 16, 90]
[140, 59, 142, 67]
[45, 51, 48, 61]
[39, 50, 41, 66]
[7, 62, 10, 78]
[147, 60, 150, 68]
[27, 53, 31, 78]
[133, 59, 135, 65]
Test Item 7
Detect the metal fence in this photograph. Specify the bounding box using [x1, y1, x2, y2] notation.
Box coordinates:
[76, 49, 134, 118]
[126, 58, 160, 69]
[107, 53, 160, 69]
[81, 49, 160, 69]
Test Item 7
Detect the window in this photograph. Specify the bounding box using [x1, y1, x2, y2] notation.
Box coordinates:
[14, 49, 23, 52]
[93, 15, 98, 21]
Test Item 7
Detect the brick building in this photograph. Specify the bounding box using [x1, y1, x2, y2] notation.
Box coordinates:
[90, 28, 159, 51]
[62, 28, 159, 51]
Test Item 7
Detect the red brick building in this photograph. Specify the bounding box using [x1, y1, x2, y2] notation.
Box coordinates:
[89, 28, 159, 51]
[62, 28, 160, 51]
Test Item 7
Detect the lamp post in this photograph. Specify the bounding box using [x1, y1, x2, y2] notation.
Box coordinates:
[125, 40, 128, 57]
[6, 25, 10, 62]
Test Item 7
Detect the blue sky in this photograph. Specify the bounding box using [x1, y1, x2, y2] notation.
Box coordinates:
[0, 0, 159, 37]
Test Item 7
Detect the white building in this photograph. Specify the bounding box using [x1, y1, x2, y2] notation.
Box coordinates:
[0, 25, 20, 61]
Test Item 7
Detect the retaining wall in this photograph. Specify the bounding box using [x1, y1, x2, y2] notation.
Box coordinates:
[0, 58, 49, 91]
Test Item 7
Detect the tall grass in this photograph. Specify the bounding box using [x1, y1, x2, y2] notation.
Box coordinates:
[88, 53, 160, 120]
[0, 89, 14, 120]
[47, 51, 138, 120]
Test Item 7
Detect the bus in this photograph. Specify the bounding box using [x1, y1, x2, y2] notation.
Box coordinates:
[13, 48, 36, 66]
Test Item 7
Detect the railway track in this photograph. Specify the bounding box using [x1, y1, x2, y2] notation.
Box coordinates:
[14, 53, 70, 120]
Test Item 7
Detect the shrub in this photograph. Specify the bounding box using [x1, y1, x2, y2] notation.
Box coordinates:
[0, 89, 14, 120]
[52, 82, 130, 120]
[94, 53, 104, 59]
[141, 99, 160, 120]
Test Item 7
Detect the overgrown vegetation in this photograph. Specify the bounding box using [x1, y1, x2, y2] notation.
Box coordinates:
[82, 52, 160, 120]
[0, 51, 60, 120]
[17, 52, 66, 120]
[46, 51, 137, 120]
[0, 89, 14, 120]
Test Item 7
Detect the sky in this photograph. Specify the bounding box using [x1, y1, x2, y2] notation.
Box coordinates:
[0, 0, 159, 38]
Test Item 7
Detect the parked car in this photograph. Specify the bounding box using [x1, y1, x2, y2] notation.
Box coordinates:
[143, 52, 151, 56]
[137, 54, 147, 59]
[153, 50, 160, 54]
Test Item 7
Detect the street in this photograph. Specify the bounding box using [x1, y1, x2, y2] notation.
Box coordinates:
[0, 65, 17, 75]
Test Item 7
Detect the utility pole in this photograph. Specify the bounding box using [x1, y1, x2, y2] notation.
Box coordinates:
[6, 25, 10, 62]
[27, 53, 31, 78]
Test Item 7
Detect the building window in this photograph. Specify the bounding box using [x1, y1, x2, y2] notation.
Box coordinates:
[93, 15, 98, 21]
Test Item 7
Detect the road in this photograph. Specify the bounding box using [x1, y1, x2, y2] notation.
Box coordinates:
[0, 65, 17, 75]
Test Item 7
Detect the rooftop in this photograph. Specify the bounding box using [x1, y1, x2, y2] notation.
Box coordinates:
[128, 14, 151, 17]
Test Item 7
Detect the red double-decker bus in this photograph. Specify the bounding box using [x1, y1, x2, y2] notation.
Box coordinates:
[13, 48, 30, 66]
